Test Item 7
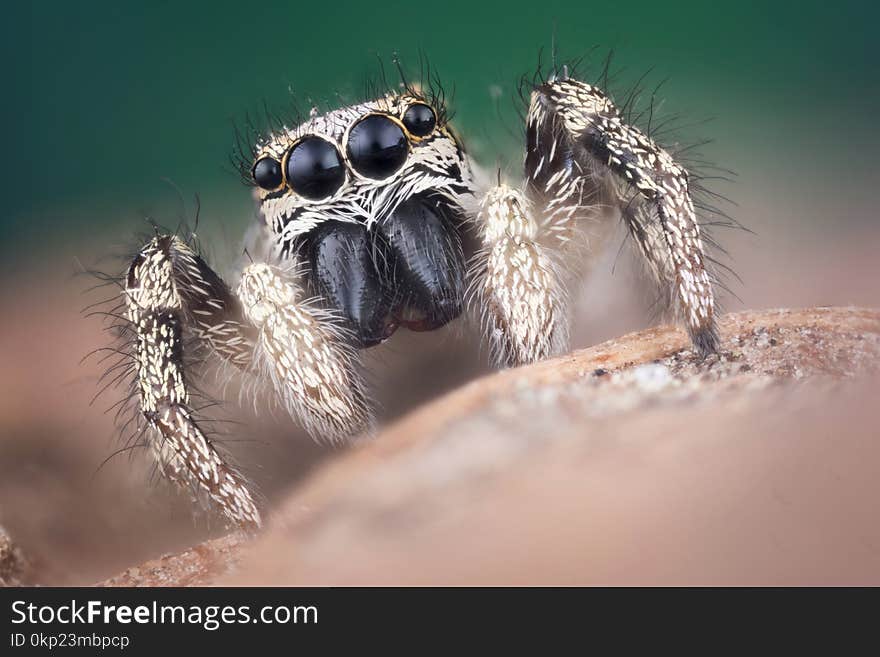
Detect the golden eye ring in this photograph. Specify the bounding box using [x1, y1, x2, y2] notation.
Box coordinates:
[281, 134, 347, 200]
[343, 112, 411, 181]
[402, 102, 437, 139]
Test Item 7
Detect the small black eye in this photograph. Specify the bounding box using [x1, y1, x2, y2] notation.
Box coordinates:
[346, 114, 408, 179]
[286, 136, 346, 200]
[402, 103, 436, 137]
[253, 157, 283, 190]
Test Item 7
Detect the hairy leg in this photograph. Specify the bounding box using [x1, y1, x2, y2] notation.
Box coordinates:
[469, 185, 568, 367]
[125, 235, 261, 529]
[125, 236, 374, 527]
[525, 76, 719, 355]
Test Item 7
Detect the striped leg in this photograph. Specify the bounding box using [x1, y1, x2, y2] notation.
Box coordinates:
[525, 76, 719, 355]
[125, 235, 261, 529]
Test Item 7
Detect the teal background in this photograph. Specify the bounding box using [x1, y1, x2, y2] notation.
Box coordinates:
[6, 0, 879, 265]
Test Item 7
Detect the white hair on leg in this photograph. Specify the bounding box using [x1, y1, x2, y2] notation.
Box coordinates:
[237, 263, 374, 442]
[125, 235, 262, 530]
[469, 185, 569, 368]
[526, 77, 719, 355]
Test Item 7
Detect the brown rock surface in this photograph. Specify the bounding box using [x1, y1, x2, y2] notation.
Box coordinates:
[97, 307, 880, 586]
[100, 534, 246, 587]
[0, 525, 34, 586]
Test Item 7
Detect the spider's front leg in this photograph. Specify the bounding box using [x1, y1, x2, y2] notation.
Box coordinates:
[524, 76, 720, 356]
[125, 235, 261, 529]
[125, 235, 370, 529]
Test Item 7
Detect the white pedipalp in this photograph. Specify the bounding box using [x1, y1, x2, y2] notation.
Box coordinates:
[469, 185, 569, 367]
[237, 263, 373, 443]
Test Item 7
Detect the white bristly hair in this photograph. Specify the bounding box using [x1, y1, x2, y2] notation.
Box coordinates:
[125, 236, 262, 529]
[237, 262, 373, 443]
[468, 185, 568, 367]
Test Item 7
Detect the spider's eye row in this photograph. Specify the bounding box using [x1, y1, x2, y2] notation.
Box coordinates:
[252, 157, 283, 190]
[254, 106, 437, 194]
[286, 136, 346, 200]
[402, 103, 436, 137]
[346, 114, 408, 179]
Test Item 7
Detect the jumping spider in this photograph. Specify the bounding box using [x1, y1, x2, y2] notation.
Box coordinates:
[119, 65, 722, 529]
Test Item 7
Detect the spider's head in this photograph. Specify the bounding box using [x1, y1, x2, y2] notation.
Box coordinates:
[243, 92, 477, 348]
[248, 92, 474, 246]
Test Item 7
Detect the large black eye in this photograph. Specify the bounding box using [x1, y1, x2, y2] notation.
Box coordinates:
[253, 157, 283, 190]
[402, 103, 436, 137]
[346, 114, 408, 179]
[286, 136, 346, 200]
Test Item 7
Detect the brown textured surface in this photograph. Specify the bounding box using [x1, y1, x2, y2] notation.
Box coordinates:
[0, 525, 34, 586]
[96, 306, 880, 586]
[99, 534, 246, 587]
[340, 306, 880, 452]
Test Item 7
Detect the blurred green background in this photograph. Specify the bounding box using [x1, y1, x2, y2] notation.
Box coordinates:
[6, 0, 878, 266]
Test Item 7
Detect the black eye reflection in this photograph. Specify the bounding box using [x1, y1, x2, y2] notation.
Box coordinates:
[286, 136, 346, 200]
[403, 103, 436, 137]
[253, 157, 283, 190]
[346, 114, 408, 179]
